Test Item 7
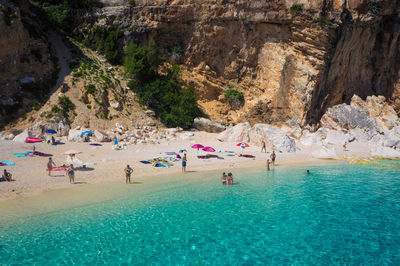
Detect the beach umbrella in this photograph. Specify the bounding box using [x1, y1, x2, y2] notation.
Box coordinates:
[81, 130, 94, 136]
[202, 146, 215, 152]
[63, 150, 82, 155]
[25, 137, 42, 143]
[191, 144, 204, 154]
[45, 129, 57, 134]
[236, 142, 249, 155]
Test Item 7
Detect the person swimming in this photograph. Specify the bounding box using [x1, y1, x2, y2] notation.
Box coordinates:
[307, 170, 310, 174]
[221, 172, 227, 185]
[227, 173, 233, 185]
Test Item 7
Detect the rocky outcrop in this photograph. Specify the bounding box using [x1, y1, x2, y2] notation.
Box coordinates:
[13, 130, 30, 142]
[76, 0, 399, 127]
[312, 146, 338, 159]
[94, 130, 111, 142]
[192, 117, 225, 133]
[217, 122, 251, 143]
[0, 0, 55, 126]
[217, 122, 296, 152]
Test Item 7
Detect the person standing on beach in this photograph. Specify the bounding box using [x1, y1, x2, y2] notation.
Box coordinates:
[266, 159, 271, 171]
[47, 157, 56, 176]
[67, 164, 75, 184]
[261, 140, 266, 153]
[182, 153, 187, 172]
[124, 164, 133, 184]
[270, 151, 276, 166]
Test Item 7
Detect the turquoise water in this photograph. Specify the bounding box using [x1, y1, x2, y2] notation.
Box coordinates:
[1, 162, 400, 265]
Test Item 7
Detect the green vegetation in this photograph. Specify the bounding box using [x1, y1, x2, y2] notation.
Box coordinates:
[225, 89, 244, 109]
[83, 26, 124, 64]
[32, 101, 40, 111]
[50, 96, 76, 120]
[289, 3, 303, 14]
[125, 42, 202, 128]
[367, 2, 380, 14]
[311, 16, 331, 27]
[85, 84, 97, 95]
[1, 6, 17, 26]
[226, 83, 235, 89]
[38, 0, 103, 30]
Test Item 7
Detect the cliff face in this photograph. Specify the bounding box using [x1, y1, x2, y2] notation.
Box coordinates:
[0, 0, 55, 125]
[77, 0, 400, 127]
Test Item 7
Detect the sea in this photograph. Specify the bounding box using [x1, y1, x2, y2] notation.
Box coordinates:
[1, 161, 400, 265]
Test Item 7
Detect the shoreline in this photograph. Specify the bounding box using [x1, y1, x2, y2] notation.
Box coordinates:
[0, 131, 370, 202]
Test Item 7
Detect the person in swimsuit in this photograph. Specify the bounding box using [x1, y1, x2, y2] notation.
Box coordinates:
[227, 173, 233, 184]
[67, 164, 75, 184]
[182, 153, 187, 172]
[47, 157, 56, 176]
[124, 164, 133, 184]
[270, 151, 276, 166]
[2, 169, 12, 182]
[221, 172, 227, 185]
[266, 159, 271, 171]
[261, 140, 266, 153]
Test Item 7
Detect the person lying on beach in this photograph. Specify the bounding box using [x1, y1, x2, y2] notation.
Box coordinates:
[67, 164, 75, 184]
[227, 173, 233, 185]
[221, 172, 227, 185]
[47, 157, 56, 176]
[125, 165, 133, 184]
[2, 169, 12, 182]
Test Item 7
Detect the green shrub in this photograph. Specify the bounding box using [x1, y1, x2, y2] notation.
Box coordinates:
[46, 113, 53, 119]
[85, 84, 97, 95]
[32, 101, 40, 111]
[226, 83, 235, 89]
[311, 16, 331, 27]
[83, 26, 123, 64]
[125, 43, 202, 128]
[51, 96, 76, 120]
[225, 89, 244, 109]
[290, 3, 303, 14]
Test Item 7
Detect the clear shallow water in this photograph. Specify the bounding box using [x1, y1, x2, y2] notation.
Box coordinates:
[1, 162, 400, 265]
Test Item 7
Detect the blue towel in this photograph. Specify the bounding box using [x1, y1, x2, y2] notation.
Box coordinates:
[139, 161, 152, 164]
[1, 161, 16, 166]
[12, 153, 29, 157]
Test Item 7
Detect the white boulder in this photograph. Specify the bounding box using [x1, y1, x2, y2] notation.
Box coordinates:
[192, 117, 225, 133]
[94, 130, 111, 142]
[217, 122, 251, 143]
[300, 131, 323, 146]
[249, 124, 296, 153]
[13, 130, 31, 142]
[68, 129, 88, 142]
[312, 146, 339, 159]
[370, 146, 400, 159]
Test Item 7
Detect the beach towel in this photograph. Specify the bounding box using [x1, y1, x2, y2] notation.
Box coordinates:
[140, 161, 152, 164]
[1, 161, 16, 166]
[13, 153, 30, 157]
[0, 162, 6, 166]
[165, 152, 176, 155]
[179, 149, 187, 153]
[89, 143, 102, 146]
[154, 163, 166, 167]
[240, 154, 255, 158]
[226, 154, 235, 157]
[51, 167, 67, 172]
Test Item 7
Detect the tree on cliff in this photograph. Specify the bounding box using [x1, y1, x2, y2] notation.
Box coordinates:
[124, 42, 202, 128]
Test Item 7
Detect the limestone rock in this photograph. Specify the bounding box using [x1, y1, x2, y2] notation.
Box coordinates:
[312, 146, 339, 159]
[249, 124, 296, 153]
[68, 129, 88, 142]
[370, 146, 400, 159]
[3, 134, 15, 140]
[94, 130, 111, 142]
[320, 104, 377, 133]
[300, 131, 323, 146]
[217, 122, 251, 143]
[192, 117, 225, 133]
[13, 130, 31, 142]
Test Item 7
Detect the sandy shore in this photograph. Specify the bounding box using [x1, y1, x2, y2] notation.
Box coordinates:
[0, 131, 370, 201]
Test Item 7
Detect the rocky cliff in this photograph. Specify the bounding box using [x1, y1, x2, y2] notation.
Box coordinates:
[0, 0, 56, 126]
[77, 0, 400, 127]
[1, 0, 399, 131]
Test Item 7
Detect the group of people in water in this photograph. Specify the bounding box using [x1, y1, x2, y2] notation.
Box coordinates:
[221, 172, 234, 185]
